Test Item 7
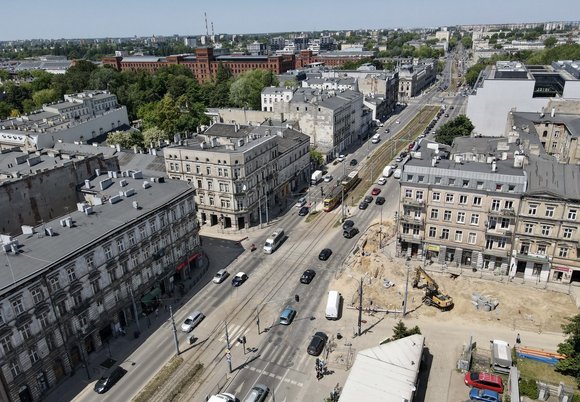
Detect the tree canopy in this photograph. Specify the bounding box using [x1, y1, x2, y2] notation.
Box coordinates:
[555, 314, 580, 387]
[229, 69, 278, 110]
[434, 115, 474, 145]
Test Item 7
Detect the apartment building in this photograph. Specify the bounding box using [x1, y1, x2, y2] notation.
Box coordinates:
[0, 170, 201, 402]
[0, 90, 129, 151]
[398, 61, 437, 99]
[398, 143, 527, 273]
[164, 124, 310, 230]
[510, 157, 580, 283]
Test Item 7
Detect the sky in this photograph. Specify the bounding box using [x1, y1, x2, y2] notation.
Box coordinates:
[1, 0, 579, 41]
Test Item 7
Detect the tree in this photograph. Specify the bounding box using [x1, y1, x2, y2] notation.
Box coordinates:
[544, 36, 558, 48]
[381, 320, 421, 344]
[555, 314, 580, 386]
[106, 130, 144, 149]
[310, 150, 324, 167]
[229, 69, 278, 110]
[142, 126, 170, 148]
[435, 115, 474, 145]
[32, 88, 59, 107]
[461, 36, 473, 49]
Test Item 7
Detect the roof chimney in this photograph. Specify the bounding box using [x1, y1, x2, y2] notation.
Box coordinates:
[492, 161, 497, 172]
[551, 107, 555, 118]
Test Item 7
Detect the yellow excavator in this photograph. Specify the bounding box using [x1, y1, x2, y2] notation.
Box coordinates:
[412, 267, 454, 311]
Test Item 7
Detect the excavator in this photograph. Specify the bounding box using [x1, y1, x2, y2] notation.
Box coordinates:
[412, 267, 454, 311]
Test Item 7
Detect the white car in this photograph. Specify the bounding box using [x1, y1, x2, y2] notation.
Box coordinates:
[295, 197, 306, 207]
[378, 176, 387, 185]
[371, 134, 381, 144]
[395, 120, 401, 124]
[337, 154, 346, 162]
[212, 269, 229, 284]
[323, 175, 333, 183]
[181, 311, 204, 332]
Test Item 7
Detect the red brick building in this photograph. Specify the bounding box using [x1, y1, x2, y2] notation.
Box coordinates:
[295, 49, 376, 68]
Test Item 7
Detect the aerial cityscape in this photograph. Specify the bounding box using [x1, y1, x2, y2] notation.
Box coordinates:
[1, 5, 580, 402]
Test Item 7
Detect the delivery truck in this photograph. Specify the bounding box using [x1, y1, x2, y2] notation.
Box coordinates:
[311, 170, 323, 185]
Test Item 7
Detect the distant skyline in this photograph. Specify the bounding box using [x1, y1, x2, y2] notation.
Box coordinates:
[1, 0, 579, 41]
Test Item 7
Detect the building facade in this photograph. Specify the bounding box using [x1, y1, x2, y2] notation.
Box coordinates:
[398, 61, 437, 99]
[0, 170, 201, 402]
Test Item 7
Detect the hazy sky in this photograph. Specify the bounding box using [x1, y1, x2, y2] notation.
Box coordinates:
[2, 0, 578, 41]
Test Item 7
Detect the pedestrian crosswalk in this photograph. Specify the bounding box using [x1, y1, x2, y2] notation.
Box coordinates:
[217, 323, 250, 346]
[245, 365, 304, 387]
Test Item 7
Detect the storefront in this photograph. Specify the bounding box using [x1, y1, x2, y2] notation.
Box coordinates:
[550, 265, 573, 283]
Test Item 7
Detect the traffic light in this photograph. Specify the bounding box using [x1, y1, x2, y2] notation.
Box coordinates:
[294, 294, 300, 303]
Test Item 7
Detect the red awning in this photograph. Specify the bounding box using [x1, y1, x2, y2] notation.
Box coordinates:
[188, 253, 201, 263]
[176, 261, 187, 271]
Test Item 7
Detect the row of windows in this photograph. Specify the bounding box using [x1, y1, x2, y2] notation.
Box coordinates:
[519, 242, 573, 258]
[405, 176, 517, 192]
[522, 223, 576, 238]
[405, 189, 490, 207]
[525, 204, 577, 220]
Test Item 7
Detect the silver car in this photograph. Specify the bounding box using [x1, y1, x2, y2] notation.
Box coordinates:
[180, 311, 204, 332]
[243, 384, 269, 402]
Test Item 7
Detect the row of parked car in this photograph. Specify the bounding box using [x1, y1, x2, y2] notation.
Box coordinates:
[464, 371, 504, 401]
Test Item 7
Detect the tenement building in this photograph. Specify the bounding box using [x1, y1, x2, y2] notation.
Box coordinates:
[0, 169, 201, 401]
[164, 123, 310, 230]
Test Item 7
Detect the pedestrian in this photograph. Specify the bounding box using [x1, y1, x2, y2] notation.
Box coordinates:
[516, 333, 521, 344]
[155, 308, 159, 318]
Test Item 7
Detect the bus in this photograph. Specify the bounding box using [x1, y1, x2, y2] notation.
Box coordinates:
[263, 228, 285, 254]
[323, 171, 360, 212]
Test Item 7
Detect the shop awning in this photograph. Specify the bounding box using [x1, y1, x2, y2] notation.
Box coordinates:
[188, 253, 201, 263]
[141, 287, 161, 305]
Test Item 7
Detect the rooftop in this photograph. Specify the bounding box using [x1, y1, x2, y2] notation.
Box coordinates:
[525, 156, 580, 200]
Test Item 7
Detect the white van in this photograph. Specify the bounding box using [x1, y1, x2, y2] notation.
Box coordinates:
[490, 339, 512, 374]
[393, 168, 402, 179]
[371, 133, 381, 144]
[263, 228, 285, 254]
[325, 291, 341, 320]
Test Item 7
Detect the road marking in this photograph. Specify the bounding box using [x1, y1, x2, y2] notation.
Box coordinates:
[243, 364, 304, 388]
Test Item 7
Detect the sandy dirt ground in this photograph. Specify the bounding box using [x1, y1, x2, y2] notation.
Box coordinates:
[332, 218, 577, 335]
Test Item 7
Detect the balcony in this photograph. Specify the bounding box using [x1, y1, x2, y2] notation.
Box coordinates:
[486, 227, 513, 237]
[402, 199, 425, 208]
[399, 214, 424, 224]
[488, 208, 516, 217]
[516, 252, 549, 263]
[399, 233, 423, 243]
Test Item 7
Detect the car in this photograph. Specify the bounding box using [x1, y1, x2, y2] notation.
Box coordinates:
[318, 248, 332, 261]
[295, 197, 306, 207]
[375, 196, 385, 205]
[279, 306, 297, 325]
[298, 206, 309, 216]
[300, 269, 316, 284]
[349, 159, 358, 166]
[209, 393, 237, 402]
[342, 219, 355, 230]
[94, 366, 127, 394]
[243, 384, 270, 402]
[371, 187, 381, 196]
[450, 106, 455, 109]
[232, 272, 248, 287]
[343, 227, 359, 239]
[358, 201, 368, 210]
[395, 155, 403, 162]
[418, 133, 426, 139]
[180, 311, 205, 332]
[364, 195, 373, 203]
[408, 142, 415, 150]
[212, 269, 229, 284]
[395, 120, 401, 124]
[464, 372, 504, 393]
[337, 154, 346, 162]
[444, 113, 449, 117]
[371, 134, 381, 143]
[307, 331, 328, 356]
[385, 128, 390, 133]
[323, 175, 333, 182]
[468, 388, 501, 402]
[378, 176, 387, 185]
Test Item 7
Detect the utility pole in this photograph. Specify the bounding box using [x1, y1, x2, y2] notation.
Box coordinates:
[379, 203, 383, 249]
[256, 308, 261, 335]
[224, 321, 232, 373]
[128, 285, 141, 333]
[403, 263, 410, 317]
[169, 305, 180, 355]
[357, 278, 363, 336]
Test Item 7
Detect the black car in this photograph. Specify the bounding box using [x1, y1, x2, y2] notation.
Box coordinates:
[364, 195, 373, 204]
[300, 269, 316, 284]
[94, 366, 127, 394]
[298, 206, 309, 216]
[342, 219, 354, 230]
[343, 227, 359, 239]
[307, 331, 328, 356]
[232, 272, 248, 287]
[375, 196, 385, 205]
[349, 159, 358, 166]
[318, 248, 332, 261]
[358, 201, 368, 210]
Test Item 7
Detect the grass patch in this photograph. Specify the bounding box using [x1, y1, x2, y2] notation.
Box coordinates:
[305, 211, 320, 223]
[167, 363, 204, 402]
[133, 355, 184, 402]
[517, 357, 577, 388]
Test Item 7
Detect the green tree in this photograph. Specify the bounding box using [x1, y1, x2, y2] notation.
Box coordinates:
[435, 115, 475, 145]
[381, 321, 421, 344]
[32, 88, 59, 107]
[543, 36, 558, 48]
[310, 150, 324, 167]
[137, 94, 181, 134]
[229, 69, 278, 110]
[142, 126, 170, 148]
[461, 36, 473, 49]
[106, 130, 144, 149]
[555, 314, 580, 386]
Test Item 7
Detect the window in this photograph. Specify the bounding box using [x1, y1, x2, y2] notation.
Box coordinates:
[476, 181, 484, 190]
[524, 223, 534, 234]
[29, 347, 40, 364]
[209, 196, 215, 206]
[497, 238, 506, 249]
[108, 268, 116, 283]
[559, 247, 569, 258]
[441, 229, 449, 240]
[19, 323, 32, 341]
[468, 233, 477, 244]
[432, 192, 440, 201]
[131, 254, 139, 269]
[500, 218, 510, 229]
[520, 243, 530, 254]
[9, 360, 20, 377]
[545, 206, 555, 218]
[504, 200, 513, 209]
[38, 311, 50, 329]
[150, 218, 157, 232]
[49, 276, 60, 292]
[473, 197, 482, 206]
[430, 209, 439, 219]
[104, 245, 113, 261]
[532, 263, 543, 277]
[537, 244, 547, 255]
[117, 238, 125, 252]
[128, 231, 136, 247]
[31, 288, 43, 305]
[85, 254, 94, 269]
[206, 166, 211, 175]
[72, 291, 82, 305]
[416, 191, 423, 201]
[491, 199, 500, 211]
[67, 266, 76, 282]
[91, 279, 100, 295]
[12, 299, 24, 315]
[528, 204, 537, 215]
[449, 178, 455, 186]
[435, 177, 441, 184]
[459, 195, 468, 205]
[508, 185, 515, 192]
[541, 225, 552, 236]
[1, 335, 13, 354]
[563, 228, 574, 239]
[197, 179, 202, 189]
[445, 193, 454, 203]
[139, 225, 147, 240]
[462, 180, 469, 188]
[457, 212, 465, 223]
[569, 209, 577, 221]
[470, 214, 480, 225]
[46, 333, 56, 352]
[418, 176, 425, 183]
[454, 231, 463, 242]
[207, 181, 213, 191]
[495, 184, 503, 191]
[428, 227, 436, 237]
[443, 210, 452, 221]
[217, 167, 223, 177]
[405, 189, 412, 198]
[552, 141, 558, 149]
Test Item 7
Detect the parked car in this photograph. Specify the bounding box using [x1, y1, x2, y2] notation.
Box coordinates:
[377, 176, 387, 185]
[371, 187, 381, 196]
[385, 128, 390, 133]
[395, 155, 403, 162]
[395, 120, 401, 124]
[181, 311, 205, 332]
[343, 227, 359, 239]
[318, 248, 332, 261]
[295, 197, 306, 207]
[468, 388, 500, 402]
[232, 272, 248, 287]
[279, 306, 297, 325]
[243, 384, 270, 402]
[349, 159, 358, 166]
[307, 332, 328, 356]
[444, 113, 449, 117]
[375, 196, 385, 205]
[464, 372, 504, 393]
[212, 269, 229, 284]
[94, 366, 127, 394]
[364, 195, 373, 203]
[342, 219, 354, 230]
[298, 206, 309, 216]
[323, 175, 333, 182]
[300, 269, 316, 284]
[337, 154, 346, 162]
[358, 201, 368, 210]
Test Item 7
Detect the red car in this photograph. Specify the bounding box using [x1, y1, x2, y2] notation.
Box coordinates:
[464, 371, 504, 394]
[371, 187, 381, 196]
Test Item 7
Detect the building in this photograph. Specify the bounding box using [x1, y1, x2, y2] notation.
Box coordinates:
[466, 61, 580, 137]
[398, 61, 437, 99]
[295, 49, 376, 69]
[261, 87, 294, 112]
[164, 124, 310, 230]
[102, 47, 295, 82]
[0, 90, 129, 151]
[0, 169, 201, 402]
[301, 77, 358, 92]
[435, 29, 451, 43]
[510, 156, 580, 283]
[247, 41, 267, 56]
[398, 141, 527, 273]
